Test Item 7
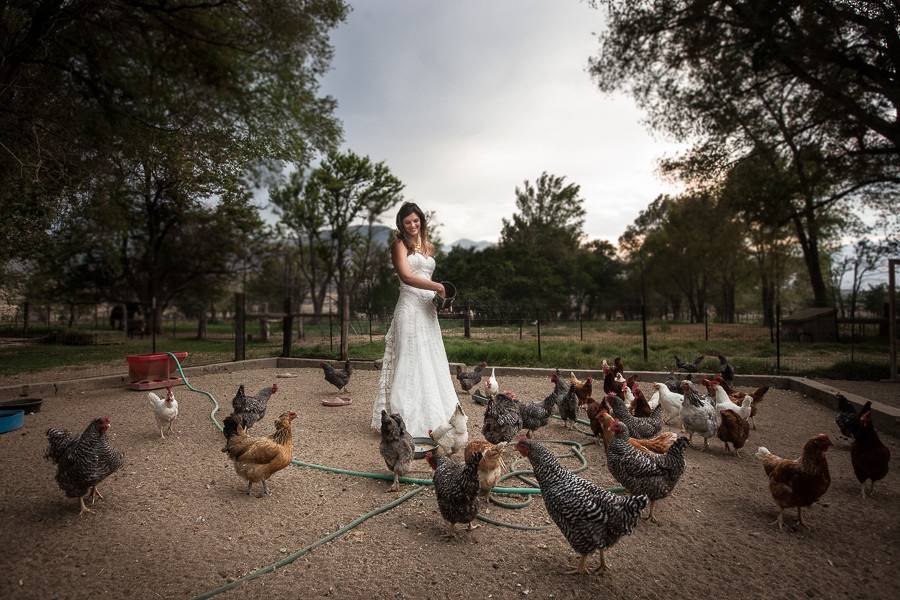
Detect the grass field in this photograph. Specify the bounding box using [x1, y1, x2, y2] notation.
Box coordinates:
[0, 317, 889, 382]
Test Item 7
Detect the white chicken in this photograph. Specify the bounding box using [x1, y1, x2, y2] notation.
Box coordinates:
[429, 403, 469, 457]
[652, 382, 684, 426]
[486, 368, 499, 397]
[148, 387, 178, 439]
[706, 379, 752, 421]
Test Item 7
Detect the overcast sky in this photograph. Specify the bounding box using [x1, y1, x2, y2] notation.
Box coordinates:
[317, 0, 686, 245]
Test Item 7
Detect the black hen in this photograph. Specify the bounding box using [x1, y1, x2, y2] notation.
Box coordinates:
[321, 360, 352, 392]
[557, 384, 579, 429]
[516, 438, 647, 574]
[835, 395, 871, 439]
[674, 354, 704, 373]
[456, 361, 487, 393]
[717, 353, 735, 384]
[229, 383, 278, 431]
[380, 410, 415, 492]
[482, 391, 523, 444]
[45, 416, 125, 515]
[519, 393, 557, 437]
[426, 450, 483, 537]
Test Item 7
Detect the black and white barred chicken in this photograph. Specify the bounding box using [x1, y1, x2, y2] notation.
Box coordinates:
[605, 418, 689, 523]
[426, 450, 483, 537]
[557, 383, 579, 429]
[228, 383, 278, 432]
[45, 416, 125, 515]
[456, 361, 487, 394]
[321, 359, 352, 392]
[518, 392, 557, 437]
[482, 391, 523, 444]
[516, 438, 647, 574]
[606, 392, 662, 439]
[545, 368, 570, 410]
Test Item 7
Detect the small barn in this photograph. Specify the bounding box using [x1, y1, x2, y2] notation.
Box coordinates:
[781, 307, 838, 342]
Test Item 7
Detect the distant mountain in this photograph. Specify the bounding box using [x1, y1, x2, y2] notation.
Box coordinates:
[446, 238, 494, 252]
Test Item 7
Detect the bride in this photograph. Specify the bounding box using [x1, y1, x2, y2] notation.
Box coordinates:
[371, 202, 459, 438]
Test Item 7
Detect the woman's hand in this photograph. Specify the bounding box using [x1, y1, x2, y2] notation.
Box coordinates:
[435, 283, 446, 298]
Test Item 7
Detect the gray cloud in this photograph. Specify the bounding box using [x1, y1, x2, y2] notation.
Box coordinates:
[319, 0, 686, 245]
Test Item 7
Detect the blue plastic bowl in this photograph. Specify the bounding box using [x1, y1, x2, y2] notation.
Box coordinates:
[0, 409, 24, 434]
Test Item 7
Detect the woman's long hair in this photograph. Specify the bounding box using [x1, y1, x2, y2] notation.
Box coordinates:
[395, 202, 430, 255]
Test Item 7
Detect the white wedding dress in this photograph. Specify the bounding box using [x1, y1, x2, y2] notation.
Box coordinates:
[371, 252, 458, 438]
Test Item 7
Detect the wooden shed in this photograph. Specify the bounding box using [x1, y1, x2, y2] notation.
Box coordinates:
[781, 307, 838, 342]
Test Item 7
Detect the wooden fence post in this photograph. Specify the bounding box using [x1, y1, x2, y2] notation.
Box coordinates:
[235, 293, 246, 361]
[464, 300, 471, 339]
[282, 296, 293, 358]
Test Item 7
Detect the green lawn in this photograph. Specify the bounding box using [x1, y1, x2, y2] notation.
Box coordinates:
[0, 319, 889, 381]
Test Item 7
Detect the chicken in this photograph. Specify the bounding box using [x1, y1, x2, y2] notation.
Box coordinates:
[593, 407, 678, 456]
[148, 387, 178, 439]
[717, 409, 750, 456]
[717, 353, 735, 384]
[471, 390, 490, 406]
[851, 408, 891, 498]
[465, 439, 508, 499]
[835, 395, 870, 439]
[223, 411, 297, 496]
[722, 382, 769, 429]
[606, 392, 662, 439]
[515, 437, 647, 574]
[486, 368, 499, 397]
[230, 382, 278, 431]
[625, 384, 652, 417]
[455, 361, 487, 394]
[663, 369, 689, 394]
[557, 384, 579, 429]
[320, 359, 352, 392]
[612, 356, 625, 376]
[429, 403, 469, 457]
[704, 379, 752, 421]
[482, 391, 522, 443]
[569, 373, 593, 406]
[545, 369, 570, 410]
[755, 434, 832, 530]
[426, 450, 483, 537]
[679, 381, 719, 450]
[380, 410, 415, 492]
[518, 393, 556, 437]
[585, 399, 608, 441]
[602, 360, 617, 394]
[605, 419, 689, 523]
[45, 416, 125, 515]
[674, 354, 704, 373]
[652, 382, 683, 425]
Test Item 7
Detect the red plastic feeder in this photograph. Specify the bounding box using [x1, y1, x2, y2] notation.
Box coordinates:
[126, 352, 189, 390]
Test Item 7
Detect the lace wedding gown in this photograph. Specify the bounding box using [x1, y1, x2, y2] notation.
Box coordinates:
[371, 252, 458, 438]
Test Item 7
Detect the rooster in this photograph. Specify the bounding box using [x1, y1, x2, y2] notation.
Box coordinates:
[429, 403, 469, 457]
[45, 416, 125, 515]
[455, 361, 487, 394]
[482, 391, 522, 444]
[426, 450, 483, 538]
[380, 411, 415, 492]
[605, 419, 689, 523]
[229, 383, 278, 431]
[321, 359, 352, 393]
[223, 411, 297, 497]
[148, 387, 178, 439]
[674, 354, 704, 373]
[516, 438, 647, 574]
[755, 434, 832, 530]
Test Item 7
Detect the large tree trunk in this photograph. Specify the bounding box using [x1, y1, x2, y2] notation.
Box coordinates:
[197, 311, 208, 339]
[792, 206, 830, 307]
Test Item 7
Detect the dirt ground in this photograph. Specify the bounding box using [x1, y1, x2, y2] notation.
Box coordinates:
[817, 379, 900, 410]
[1, 368, 898, 600]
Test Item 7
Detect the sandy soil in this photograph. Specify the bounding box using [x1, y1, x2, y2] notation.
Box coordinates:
[0, 368, 898, 600]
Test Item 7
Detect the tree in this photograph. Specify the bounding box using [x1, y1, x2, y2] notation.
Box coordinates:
[590, 0, 900, 307]
[1, 0, 348, 266]
[832, 232, 900, 320]
[309, 151, 404, 360]
[499, 172, 586, 316]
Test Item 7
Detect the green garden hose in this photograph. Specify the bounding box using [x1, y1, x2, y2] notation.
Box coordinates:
[165, 353, 626, 598]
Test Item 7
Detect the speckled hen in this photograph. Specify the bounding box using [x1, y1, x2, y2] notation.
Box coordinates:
[516, 438, 647, 574]
[605, 419, 689, 523]
[606, 392, 662, 439]
[426, 450, 483, 537]
[482, 391, 522, 444]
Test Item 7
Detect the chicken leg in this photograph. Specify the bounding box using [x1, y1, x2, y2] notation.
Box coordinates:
[78, 496, 95, 517]
[88, 486, 104, 504]
[772, 507, 785, 530]
[641, 500, 659, 524]
[388, 473, 400, 492]
[261, 480, 271, 496]
[565, 555, 589, 575]
[593, 550, 610, 573]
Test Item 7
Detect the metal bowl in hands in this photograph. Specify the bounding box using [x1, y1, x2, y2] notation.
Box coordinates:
[431, 281, 457, 311]
[412, 436, 438, 459]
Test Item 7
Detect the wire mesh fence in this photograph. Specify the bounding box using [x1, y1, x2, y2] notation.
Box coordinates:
[0, 298, 893, 385]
